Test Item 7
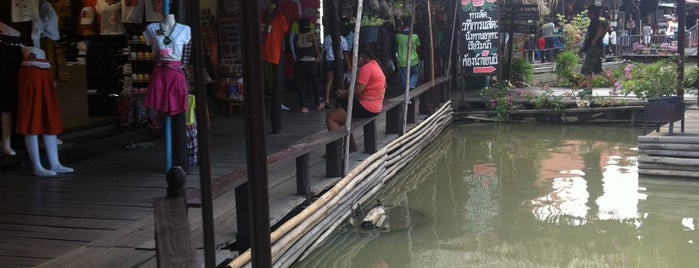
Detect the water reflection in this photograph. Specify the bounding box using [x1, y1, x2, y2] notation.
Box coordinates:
[294, 124, 699, 267]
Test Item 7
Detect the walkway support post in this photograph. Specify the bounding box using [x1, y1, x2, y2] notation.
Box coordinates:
[239, 0, 272, 266]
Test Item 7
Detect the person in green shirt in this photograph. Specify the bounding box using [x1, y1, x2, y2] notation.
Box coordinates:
[395, 22, 420, 90]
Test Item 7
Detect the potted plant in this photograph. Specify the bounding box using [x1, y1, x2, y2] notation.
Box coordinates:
[620, 60, 679, 102]
[349, 14, 386, 43]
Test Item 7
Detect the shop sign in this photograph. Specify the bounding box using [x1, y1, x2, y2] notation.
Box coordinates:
[459, 0, 500, 76]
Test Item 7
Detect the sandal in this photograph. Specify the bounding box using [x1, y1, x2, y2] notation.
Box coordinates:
[316, 103, 326, 110]
[300, 107, 309, 113]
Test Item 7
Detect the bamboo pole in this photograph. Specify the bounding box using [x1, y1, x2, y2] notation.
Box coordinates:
[637, 136, 699, 144]
[639, 163, 699, 171]
[638, 149, 699, 158]
[269, 161, 386, 266]
[637, 143, 699, 150]
[273, 162, 388, 267]
[637, 155, 699, 166]
[402, 2, 417, 135]
[343, 0, 365, 175]
[228, 152, 386, 267]
[638, 169, 699, 178]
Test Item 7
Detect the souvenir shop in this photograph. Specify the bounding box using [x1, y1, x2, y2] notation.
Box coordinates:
[1, 0, 453, 130]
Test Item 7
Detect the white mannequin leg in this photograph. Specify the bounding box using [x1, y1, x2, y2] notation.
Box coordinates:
[1, 112, 16, 156]
[43, 135, 73, 173]
[25, 135, 56, 176]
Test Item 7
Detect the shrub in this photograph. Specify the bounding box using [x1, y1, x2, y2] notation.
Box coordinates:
[620, 60, 678, 100]
[555, 51, 579, 87]
[503, 57, 533, 84]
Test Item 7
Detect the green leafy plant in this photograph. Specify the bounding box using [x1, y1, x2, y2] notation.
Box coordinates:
[526, 87, 565, 110]
[683, 66, 699, 89]
[480, 80, 521, 122]
[503, 57, 533, 84]
[555, 51, 580, 87]
[620, 60, 678, 100]
[349, 14, 387, 26]
[590, 96, 621, 107]
[556, 11, 589, 53]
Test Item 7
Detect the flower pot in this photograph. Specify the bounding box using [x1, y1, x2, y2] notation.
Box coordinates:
[360, 26, 379, 43]
[647, 96, 682, 105]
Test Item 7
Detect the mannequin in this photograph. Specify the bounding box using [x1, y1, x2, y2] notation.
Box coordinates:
[142, 13, 190, 115]
[16, 46, 73, 176]
[0, 22, 23, 156]
[143, 13, 191, 171]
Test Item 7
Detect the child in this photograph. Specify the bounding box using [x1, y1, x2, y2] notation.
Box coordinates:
[537, 34, 545, 62]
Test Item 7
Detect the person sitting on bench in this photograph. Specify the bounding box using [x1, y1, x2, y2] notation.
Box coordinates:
[326, 49, 386, 151]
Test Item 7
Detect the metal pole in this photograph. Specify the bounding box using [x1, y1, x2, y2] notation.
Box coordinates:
[677, 0, 686, 98]
[241, 0, 271, 266]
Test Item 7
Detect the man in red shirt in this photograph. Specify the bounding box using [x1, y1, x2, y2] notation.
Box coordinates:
[261, 2, 289, 111]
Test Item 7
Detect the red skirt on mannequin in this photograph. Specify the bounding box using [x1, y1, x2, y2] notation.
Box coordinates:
[16, 60, 63, 135]
[144, 60, 188, 116]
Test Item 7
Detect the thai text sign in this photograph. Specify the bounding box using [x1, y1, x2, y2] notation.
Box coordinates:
[460, 0, 499, 76]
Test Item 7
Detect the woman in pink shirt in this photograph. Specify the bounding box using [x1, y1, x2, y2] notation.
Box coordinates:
[326, 49, 386, 151]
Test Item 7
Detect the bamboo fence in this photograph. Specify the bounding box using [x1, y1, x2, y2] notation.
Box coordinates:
[228, 101, 453, 267]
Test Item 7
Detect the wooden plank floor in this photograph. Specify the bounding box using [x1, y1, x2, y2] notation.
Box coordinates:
[0, 107, 336, 267]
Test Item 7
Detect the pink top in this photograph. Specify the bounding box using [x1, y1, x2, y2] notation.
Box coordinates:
[356, 60, 385, 113]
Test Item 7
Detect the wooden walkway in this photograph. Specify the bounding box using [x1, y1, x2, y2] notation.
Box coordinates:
[637, 104, 699, 178]
[0, 107, 341, 267]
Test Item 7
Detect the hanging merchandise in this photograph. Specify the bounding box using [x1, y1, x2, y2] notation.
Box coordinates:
[122, 0, 163, 23]
[11, 0, 38, 22]
[185, 94, 198, 168]
[78, 5, 97, 36]
[96, 0, 125, 35]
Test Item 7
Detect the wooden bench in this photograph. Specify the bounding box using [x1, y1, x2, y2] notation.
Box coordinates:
[185, 77, 448, 208]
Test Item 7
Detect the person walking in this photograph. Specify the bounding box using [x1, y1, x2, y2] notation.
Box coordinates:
[580, 5, 614, 97]
[395, 22, 420, 90]
[608, 27, 617, 56]
[293, 18, 322, 112]
[642, 22, 653, 45]
[542, 19, 555, 62]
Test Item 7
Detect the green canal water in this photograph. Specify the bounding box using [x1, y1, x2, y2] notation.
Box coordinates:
[294, 124, 699, 267]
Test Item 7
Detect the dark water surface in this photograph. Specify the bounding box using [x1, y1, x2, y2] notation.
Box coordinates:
[294, 124, 699, 267]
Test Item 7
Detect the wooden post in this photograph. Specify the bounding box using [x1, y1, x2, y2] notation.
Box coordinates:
[386, 104, 405, 134]
[241, 0, 272, 265]
[326, 140, 343, 177]
[363, 120, 377, 153]
[154, 166, 196, 267]
[295, 154, 311, 200]
[234, 185, 251, 253]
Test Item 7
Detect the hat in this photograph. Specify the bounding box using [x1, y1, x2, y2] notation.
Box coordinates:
[80, 7, 95, 25]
